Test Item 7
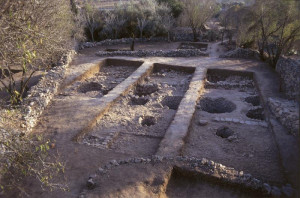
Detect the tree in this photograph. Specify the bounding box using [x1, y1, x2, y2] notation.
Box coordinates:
[82, 3, 101, 42]
[0, 0, 74, 104]
[156, 0, 183, 18]
[157, 4, 175, 42]
[181, 0, 219, 41]
[250, 0, 300, 66]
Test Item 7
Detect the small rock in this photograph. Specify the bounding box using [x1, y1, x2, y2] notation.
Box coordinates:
[227, 134, 237, 142]
[86, 178, 96, 189]
[271, 186, 282, 197]
[281, 185, 294, 197]
[110, 160, 119, 166]
[198, 120, 208, 126]
[201, 158, 208, 165]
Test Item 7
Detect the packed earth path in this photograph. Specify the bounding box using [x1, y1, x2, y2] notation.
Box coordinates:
[13, 42, 299, 198]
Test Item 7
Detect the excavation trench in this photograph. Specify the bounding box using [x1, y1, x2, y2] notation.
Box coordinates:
[61, 59, 143, 98]
[183, 69, 284, 184]
[82, 65, 194, 156]
[165, 166, 261, 198]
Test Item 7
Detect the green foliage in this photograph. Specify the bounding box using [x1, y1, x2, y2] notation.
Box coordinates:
[0, 0, 75, 104]
[99, 0, 173, 40]
[156, 0, 183, 18]
[0, 130, 67, 196]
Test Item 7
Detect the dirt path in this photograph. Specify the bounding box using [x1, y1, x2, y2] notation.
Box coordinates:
[208, 40, 227, 58]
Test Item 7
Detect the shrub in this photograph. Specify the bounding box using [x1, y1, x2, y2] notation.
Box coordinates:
[0, 0, 74, 104]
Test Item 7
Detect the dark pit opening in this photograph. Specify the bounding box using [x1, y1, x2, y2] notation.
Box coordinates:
[216, 126, 234, 138]
[161, 96, 183, 110]
[131, 97, 149, 105]
[141, 116, 156, 126]
[78, 82, 103, 93]
[135, 84, 159, 97]
[246, 108, 264, 120]
[199, 97, 236, 113]
[245, 96, 260, 106]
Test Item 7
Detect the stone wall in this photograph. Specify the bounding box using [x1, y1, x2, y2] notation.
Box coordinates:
[219, 48, 260, 59]
[22, 50, 76, 133]
[268, 97, 299, 136]
[275, 57, 300, 100]
[96, 49, 208, 57]
[80, 37, 168, 49]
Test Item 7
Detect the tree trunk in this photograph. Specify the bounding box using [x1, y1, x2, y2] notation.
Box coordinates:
[130, 34, 135, 51]
[90, 28, 94, 42]
[167, 32, 170, 42]
[221, 31, 224, 44]
[192, 28, 198, 42]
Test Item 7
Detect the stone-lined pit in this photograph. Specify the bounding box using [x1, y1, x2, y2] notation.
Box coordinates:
[82, 65, 194, 155]
[161, 96, 183, 110]
[141, 116, 156, 126]
[216, 126, 234, 138]
[135, 84, 159, 96]
[245, 96, 260, 106]
[246, 108, 264, 120]
[199, 97, 236, 113]
[130, 96, 149, 105]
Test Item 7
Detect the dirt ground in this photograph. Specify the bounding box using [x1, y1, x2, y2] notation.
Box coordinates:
[2, 41, 298, 197]
[83, 68, 192, 156]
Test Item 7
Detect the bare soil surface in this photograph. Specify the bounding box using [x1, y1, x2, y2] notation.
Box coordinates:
[183, 72, 284, 185]
[83, 68, 192, 156]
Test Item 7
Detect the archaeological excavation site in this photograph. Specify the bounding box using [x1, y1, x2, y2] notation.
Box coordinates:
[4, 39, 294, 197]
[1, 1, 300, 197]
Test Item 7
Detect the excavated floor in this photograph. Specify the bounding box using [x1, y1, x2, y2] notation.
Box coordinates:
[183, 69, 285, 184]
[82, 67, 193, 156]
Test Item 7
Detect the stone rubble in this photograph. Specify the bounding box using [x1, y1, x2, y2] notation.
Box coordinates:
[268, 97, 299, 136]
